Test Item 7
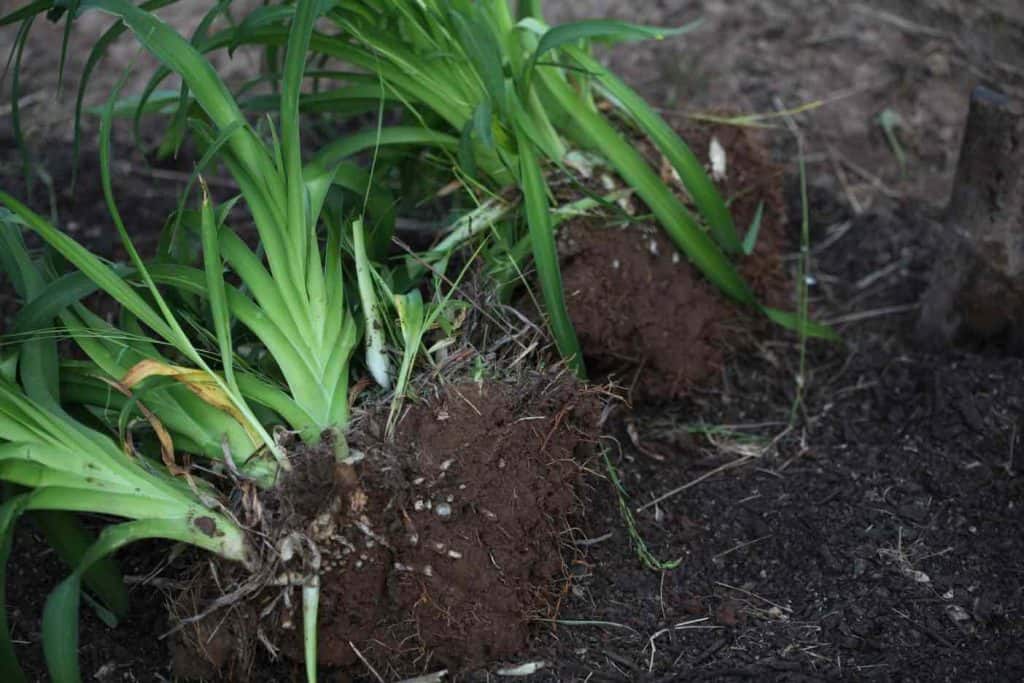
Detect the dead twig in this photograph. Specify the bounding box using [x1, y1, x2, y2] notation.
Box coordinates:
[636, 454, 758, 513]
[349, 641, 386, 683]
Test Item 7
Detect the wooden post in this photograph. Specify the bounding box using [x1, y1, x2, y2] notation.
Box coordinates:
[917, 86, 1024, 349]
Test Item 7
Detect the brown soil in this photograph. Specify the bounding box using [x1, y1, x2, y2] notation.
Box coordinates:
[559, 123, 789, 401]
[169, 374, 599, 680]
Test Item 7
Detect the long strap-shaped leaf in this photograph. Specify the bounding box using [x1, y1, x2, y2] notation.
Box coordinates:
[536, 69, 754, 304]
[78, 0, 274, 194]
[516, 122, 584, 376]
[0, 494, 30, 683]
[562, 45, 741, 253]
[42, 517, 248, 683]
[281, 0, 322, 330]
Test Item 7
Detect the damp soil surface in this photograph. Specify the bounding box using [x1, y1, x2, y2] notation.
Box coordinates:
[525, 201, 1024, 681]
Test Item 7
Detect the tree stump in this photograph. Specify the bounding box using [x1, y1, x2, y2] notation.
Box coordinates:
[917, 86, 1024, 349]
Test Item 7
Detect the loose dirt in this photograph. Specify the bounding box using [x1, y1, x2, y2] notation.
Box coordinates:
[558, 123, 789, 401]
[524, 195, 1024, 681]
[168, 374, 599, 681]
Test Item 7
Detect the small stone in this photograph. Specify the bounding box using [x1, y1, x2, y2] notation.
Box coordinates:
[709, 136, 727, 181]
[435, 502, 452, 518]
[947, 604, 971, 623]
[925, 51, 951, 77]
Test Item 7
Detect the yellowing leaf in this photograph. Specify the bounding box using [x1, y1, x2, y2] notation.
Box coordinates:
[120, 360, 259, 445]
[103, 377, 195, 487]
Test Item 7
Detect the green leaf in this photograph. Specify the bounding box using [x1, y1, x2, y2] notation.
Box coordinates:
[473, 99, 496, 149]
[329, 162, 396, 258]
[160, 119, 243, 263]
[0, 0, 50, 27]
[32, 511, 129, 623]
[516, 0, 544, 21]
[55, 0, 80, 97]
[0, 195, 176, 346]
[0, 353, 15, 385]
[761, 306, 840, 341]
[352, 219, 391, 390]
[78, 0, 271, 187]
[281, 0, 322, 306]
[516, 123, 584, 377]
[85, 89, 181, 117]
[538, 70, 753, 304]
[308, 126, 459, 182]
[230, 3, 295, 55]
[387, 289, 427, 439]
[41, 518, 217, 683]
[458, 118, 479, 179]
[563, 46, 742, 253]
[0, 494, 30, 683]
[199, 180, 236, 391]
[449, 7, 506, 113]
[742, 200, 765, 256]
[8, 15, 35, 192]
[302, 584, 319, 683]
[523, 18, 701, 89]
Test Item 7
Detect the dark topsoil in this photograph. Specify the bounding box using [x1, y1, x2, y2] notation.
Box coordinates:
[4, 2, 1024, 682]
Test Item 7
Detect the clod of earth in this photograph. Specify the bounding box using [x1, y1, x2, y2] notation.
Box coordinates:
[557, 123, 791, 400]
[170, 375, 599, 680]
